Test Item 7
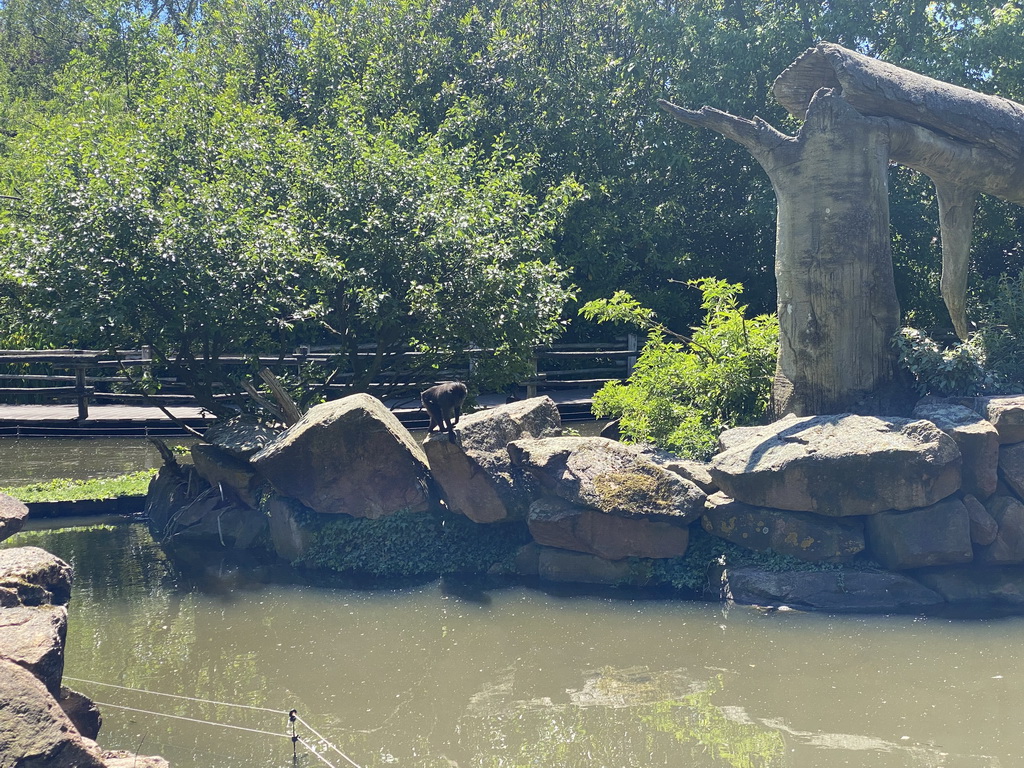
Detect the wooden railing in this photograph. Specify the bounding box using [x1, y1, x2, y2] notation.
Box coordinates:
[0, 336, 639, 419]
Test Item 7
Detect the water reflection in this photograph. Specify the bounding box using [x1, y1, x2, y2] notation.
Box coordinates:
[0, 438, 196, 485]
[3, 525, 1022, 767]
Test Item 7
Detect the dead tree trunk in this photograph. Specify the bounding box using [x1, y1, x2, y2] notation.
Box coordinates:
[660, 90, 906, 416]
[775, 43, 1024, 339]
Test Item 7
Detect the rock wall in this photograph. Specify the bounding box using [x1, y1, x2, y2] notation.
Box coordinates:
[145, 392, 1024, 614]
[0, 495, 168, 767]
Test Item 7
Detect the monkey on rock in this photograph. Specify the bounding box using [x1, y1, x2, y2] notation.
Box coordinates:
[420, 381, 468, 444]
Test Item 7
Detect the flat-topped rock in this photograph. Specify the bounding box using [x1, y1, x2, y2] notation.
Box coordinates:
[711, 414, 962, 516]
[457, 396, 561, 453]
[508, 436, 706, 523]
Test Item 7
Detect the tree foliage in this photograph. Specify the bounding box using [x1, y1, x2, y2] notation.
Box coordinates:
[584, 279, 777, 459]
[2, 0, 1024, 405]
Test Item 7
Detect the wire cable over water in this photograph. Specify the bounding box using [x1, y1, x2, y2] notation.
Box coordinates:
[66, 676, 363, 768]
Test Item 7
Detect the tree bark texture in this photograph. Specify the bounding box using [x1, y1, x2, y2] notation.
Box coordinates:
[775, 43, 1024, 338]
[660, 90, 904, 416]
[661, 42, 1024, 417]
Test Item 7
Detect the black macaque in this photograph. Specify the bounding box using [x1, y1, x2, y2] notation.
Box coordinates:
[421, 381, 468, 443]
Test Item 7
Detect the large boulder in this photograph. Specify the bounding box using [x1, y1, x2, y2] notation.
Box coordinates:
[711, 414, 962, 516]
[507, 437, 706, 523]
[424, 398, 557, 523]
[203, 414, 279, 460]
[0, 494, 28, 543]
[913, 403, 999, 499]
[191, 443, 263, 508]
[702, 492, 864, 562]
[252, 394, 432, 518]
[977, 495, 1024, 564]
[0, 605, 67, 696]
[458, 396, 562, 452]
[720, 566, 944, 613]
[424, 434, 536, 523]
[528, 496, 689, 560]
[0, 658, 106, 768]
[865, 498, 973, 570]
[0, 547, 72, 608]
[978, 395, 1024, 444]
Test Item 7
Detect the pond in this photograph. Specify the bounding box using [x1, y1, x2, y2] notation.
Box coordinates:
[5, 523, 1024, 768]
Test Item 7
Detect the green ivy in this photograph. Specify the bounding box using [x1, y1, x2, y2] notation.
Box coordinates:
[296, 509, 530, 578]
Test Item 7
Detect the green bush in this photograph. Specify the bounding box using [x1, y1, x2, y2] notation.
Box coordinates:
[581, 279, 778, 459]
[893, 327, 998, 397]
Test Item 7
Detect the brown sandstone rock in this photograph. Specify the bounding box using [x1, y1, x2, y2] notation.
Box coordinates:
[720, 566, 943, 613]
[913, 403, 999, 499]
[424, 399, 557, 523]
[508, 437, 706, 523]
[0, 605, 67, 696]
[252, 393, 432, 518]
[0, 493, 28, 543]
[528, 496, 689, 560]
[711, 414, 961, 516]
[978, 495, 1024, 564]
[534, 546, 636, 585]
[865, 498, 973, 570]
[0, 658, 106, 768]
[0, 547, 72, 607]
[424, 434, 527, 523]
[702, 492, 864, 562]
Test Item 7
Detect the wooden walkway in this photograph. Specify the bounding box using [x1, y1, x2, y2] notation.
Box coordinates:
[0, 388, 599, 437]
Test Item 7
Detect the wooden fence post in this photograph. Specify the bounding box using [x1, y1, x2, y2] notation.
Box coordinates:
[75, 365, 89, 421]
[626, 334, 639, 377]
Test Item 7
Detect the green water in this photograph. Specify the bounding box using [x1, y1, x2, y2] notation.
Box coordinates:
[4, 524, 1024, 767]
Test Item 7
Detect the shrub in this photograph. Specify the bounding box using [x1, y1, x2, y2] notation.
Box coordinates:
[581, 279, 778, 459]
